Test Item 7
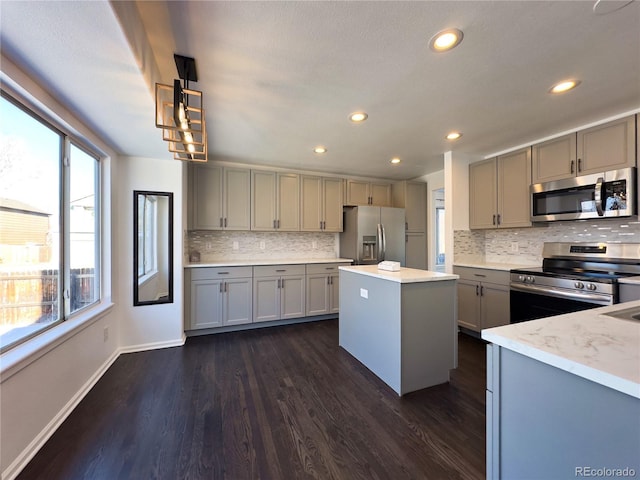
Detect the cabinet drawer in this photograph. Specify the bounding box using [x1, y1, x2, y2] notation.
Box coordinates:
[454, 267, 510, 285]
[254, 264, 306, 277]
[306, 263, 350, 275]
[190, 266, 252, 280]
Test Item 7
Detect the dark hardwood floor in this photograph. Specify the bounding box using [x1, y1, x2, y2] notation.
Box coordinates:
[18, 320, 486, 480]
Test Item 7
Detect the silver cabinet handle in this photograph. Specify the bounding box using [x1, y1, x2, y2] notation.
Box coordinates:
[273, 219, 277, 229]
[224, 218, 228, 228]
[577, 158, 582, 172]
[476, 285, 479, 296]
[220, 282, 223, 293]
[570, 160, 575, 174]
[497, 214, 501, 225]
[220, 217, 223, 227]
[492, 214, 496, 225]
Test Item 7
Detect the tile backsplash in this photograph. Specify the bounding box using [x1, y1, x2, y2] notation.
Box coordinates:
[187, 230, 338, 262]
[455, 218, 640, 265]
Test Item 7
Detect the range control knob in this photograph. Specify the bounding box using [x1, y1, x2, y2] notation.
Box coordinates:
[586, 283, 597, 291]
[574, 282, 584, 289]
[526, 276, 535, 284]
[518, 275, 526, 282]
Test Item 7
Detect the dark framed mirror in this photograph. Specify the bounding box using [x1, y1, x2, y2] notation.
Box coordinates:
[133, 190, 174, 306]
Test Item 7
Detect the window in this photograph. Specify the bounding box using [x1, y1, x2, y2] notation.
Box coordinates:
[0, 92, 100, 352]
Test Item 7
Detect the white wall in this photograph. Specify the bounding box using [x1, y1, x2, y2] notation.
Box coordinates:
[114, 156, 185, 352]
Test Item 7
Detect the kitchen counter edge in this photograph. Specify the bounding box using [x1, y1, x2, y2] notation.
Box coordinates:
[185, 258, 353, 268]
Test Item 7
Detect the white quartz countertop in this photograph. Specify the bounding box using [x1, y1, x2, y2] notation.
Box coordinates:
[339, 265, 459, 283]
[185, 258, 353, 268]
[453, 260, 540, 271]
[620, 276, 640, 285]
[482, 300, 640, 399]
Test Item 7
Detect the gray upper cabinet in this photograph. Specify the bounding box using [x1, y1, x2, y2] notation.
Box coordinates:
[532, 116, 636, 183]
[531, 134, 576, 184]
[392, 181, 426, 232]
[251, 170, 300, 231]
[346, 180, 391, 206]
[191, 165, 251, 230]
[576, 116, 636, 175]
[470, 147, 531, 229]
[300, 175, 343, 232]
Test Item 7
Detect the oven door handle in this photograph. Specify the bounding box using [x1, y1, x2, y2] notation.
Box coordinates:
[510, 283, 613, 305]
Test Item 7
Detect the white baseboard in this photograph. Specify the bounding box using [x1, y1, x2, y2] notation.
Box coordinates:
[2, 349, 120, 480]
[118, 334, 186, 355]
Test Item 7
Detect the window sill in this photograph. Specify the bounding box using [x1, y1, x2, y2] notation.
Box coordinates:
[0, 301, 115, 382]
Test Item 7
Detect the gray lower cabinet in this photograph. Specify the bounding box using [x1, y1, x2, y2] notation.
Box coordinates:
[486, 344, 640, 479]
[455, 267, 510, 332]
[187, 266, 253, 329]
[253, 265, 306, 322]
[305, 263, 349, 316]
[620, 282, 640, 302]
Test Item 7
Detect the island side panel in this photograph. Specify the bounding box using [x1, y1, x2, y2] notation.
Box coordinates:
[400, 279, 457, 395]
[497, 347, 640, 479]
[339, 270, 402, 394]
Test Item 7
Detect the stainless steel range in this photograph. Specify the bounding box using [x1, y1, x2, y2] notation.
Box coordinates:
[510, 242, 640, 323]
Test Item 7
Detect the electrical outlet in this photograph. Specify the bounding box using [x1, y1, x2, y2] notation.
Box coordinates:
[233, 241, 239, 251]
[360, 288, 368, 299]
[205, 242, 212, 250]
[511, 242, 519, 253]
[103, 326, 109, 342]
[260, 241, 266, 250]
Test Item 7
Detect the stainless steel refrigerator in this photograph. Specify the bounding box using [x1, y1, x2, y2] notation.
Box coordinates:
[340, 206, 406, 265]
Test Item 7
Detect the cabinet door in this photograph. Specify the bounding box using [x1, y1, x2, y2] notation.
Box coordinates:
[224, 168, 251, 230]
[323, 177, 344, 232]
[457, 279, 480, 331]
[281, 275, 305, 319]
[346, 180, 370, 205]
[497, 148, 532, 228]
[577, 116, 636, 175]
[190, 279, 223, 329]
[224, 278, 252, 326]
[480, 282, 510, 329]
[277, 173, 300, 231]
[253, 276, 280, 323]
[300, 175, 323, 231]
[370, 182, 392, 207]
[329, 273, 340, 313]
[532, 134, 576, 183]
[192, 165, 223, 230]
[405, 182, 426, 232]
[469, 158, 498, 229]
[405, 232, 427, 270]
[251, 170, 277, 231]
[306, 274, 329, 316]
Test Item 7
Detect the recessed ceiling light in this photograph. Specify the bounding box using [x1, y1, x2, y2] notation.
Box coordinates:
[349, 112, 368, 123]
[313, 146, 327, 154]
[446, 132, 462, 140]
[429, 28, 464, 52]
[549, 79, 581, 94]
[390, 157, 401, 164]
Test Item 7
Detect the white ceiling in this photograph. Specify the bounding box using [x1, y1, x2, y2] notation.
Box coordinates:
[1, 1, 639, 180]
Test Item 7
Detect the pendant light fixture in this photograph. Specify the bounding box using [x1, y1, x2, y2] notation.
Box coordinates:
[155, 54, 208, 162]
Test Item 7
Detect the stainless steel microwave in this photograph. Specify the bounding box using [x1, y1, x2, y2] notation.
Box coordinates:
[531, 167, 636, 222]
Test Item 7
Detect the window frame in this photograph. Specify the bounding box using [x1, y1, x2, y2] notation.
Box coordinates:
[0, 90, 102, 353]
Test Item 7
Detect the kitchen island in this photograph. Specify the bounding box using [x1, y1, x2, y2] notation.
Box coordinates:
[482, 300, 640, 479]
[338, 265, 458, 396]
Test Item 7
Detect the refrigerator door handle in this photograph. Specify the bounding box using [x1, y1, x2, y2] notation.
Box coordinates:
[376, 223, 383, 262]
[379, 223, 386, 261]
